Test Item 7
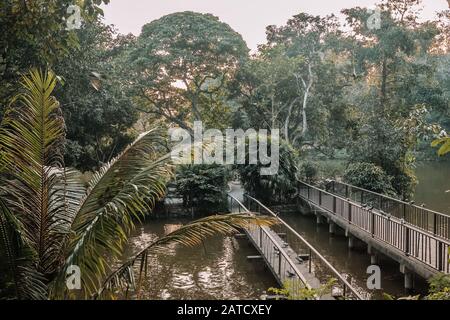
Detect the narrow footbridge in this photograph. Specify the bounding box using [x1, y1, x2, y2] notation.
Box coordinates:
[298, 180, 450, 281]
[227, 192, 363, 300]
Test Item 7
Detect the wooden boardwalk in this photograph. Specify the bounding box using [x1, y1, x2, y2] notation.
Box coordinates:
[298, 181, 450, 279]
[245, 225, 330, 299]
[228, 191, 363, 300]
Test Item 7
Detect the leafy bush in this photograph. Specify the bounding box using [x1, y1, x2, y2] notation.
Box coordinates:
[316, 160, 346, 180]
[426, 274, 450, 300]
[298, 161, 319, 183]
[432, 136, 450, 157]
[174, 164, 231, 214]
[237, 141, 299, 204]
[348, 117, 417, 198]
[343, 162, 397, 196]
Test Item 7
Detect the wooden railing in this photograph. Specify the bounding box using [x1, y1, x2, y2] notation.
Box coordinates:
[228, 193, 363, 300]
[227, 194, 311, 298]
[325, 180, 450, 240]
[298, 181, 450, 273]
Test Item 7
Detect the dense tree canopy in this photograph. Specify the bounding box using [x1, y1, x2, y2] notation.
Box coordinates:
[1, 0, 450, 301]
[127, 11, 249, 132]
[54, 22, 138, 170]
[0, 0, 109, 110]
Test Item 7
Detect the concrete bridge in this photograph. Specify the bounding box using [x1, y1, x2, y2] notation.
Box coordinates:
[297, 180, 450, 289]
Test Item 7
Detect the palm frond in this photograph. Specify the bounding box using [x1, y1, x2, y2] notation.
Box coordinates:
[0, 69, 67, 282]
[0, 198, 20, 297]
[0, 198, 48, 299]
[56, 132, 174, 298]
[432, 136, 450, 156]
[95, 213, 277, 299]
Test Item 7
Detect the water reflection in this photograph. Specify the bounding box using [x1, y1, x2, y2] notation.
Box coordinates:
[279, 212, 428, 299]
[123, 219, 277, 300]
[414, 161, 450, 214]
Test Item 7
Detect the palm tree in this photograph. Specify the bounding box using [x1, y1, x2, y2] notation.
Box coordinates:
[0, 69, 275, 300]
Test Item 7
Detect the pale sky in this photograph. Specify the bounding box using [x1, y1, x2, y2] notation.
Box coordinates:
[102, 0, 448, 50]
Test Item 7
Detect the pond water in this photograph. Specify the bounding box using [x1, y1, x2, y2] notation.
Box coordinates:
[123, 219, 277, 300]
[414, 161, 450, 215]
[123, 161, 449, 300]
[278, 212, 428, 300]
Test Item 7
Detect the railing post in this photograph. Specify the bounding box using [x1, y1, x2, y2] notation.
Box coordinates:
[371, 210, 375, 237]
[278, 252, 282, 276]
[348, 201, 352, 223]
[345, 185, 349, 198]
[307, 185, 310, 199]
[333, 196, 337, 214]
[259, 227, 263, 248]
[308, 248, 312, 273]
[403, 203, 406, 220]
[438, 242, 443, 271]
[404, 223, 410, 256]
[319, 191, 322, 206]
[433, 212, 437, 236]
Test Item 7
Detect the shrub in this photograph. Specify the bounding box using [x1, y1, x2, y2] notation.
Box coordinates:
[298, 161, 318, 183]
[343, 162, 397, 196]
[174, 164, 231, 214]
[426, 274, 450, 300]
[237, 141, 299, 204]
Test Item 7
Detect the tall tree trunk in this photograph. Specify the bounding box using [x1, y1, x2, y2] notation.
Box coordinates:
[283, 98, 299, 144]
[301, 63, 313, 137]
[381, 56, 388, 108]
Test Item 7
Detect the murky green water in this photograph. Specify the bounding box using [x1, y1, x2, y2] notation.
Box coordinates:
[124, 219, 277, 300]
[414, 161, 450, 214]
[123, 161, 448, 300]
[278, 213, 428, 300]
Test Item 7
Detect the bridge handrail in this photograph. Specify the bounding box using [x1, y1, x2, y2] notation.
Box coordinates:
[299, 180, 450, 244]
[328, 179, 449, 218]
[241, 193, 364, 300]
[298, 180, 450, 273]
[226, 194, 313, 292]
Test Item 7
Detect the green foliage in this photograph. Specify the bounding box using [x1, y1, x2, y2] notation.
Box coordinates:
[267, 278, 337, 300]
[0, 0, 109, 113]
[432, 136, 450, 156]
[348, 116, 417, 198]
[298, 161, 319, 183]
[382, 293, 420, 300]
[426, 273, 450, 300]
[0, 69, 173, 299]
[315, 160, 347, 180]
[174, 165, 231, 214]
[340, 2, 449, 197]
[0, 69, 276, 300]
[383, 273, 450, 300]
[343, 162, 397, 196]
[237, 13, 355, 154]
[127, 11, 249, 131]
[238, 141, 299, 204]
[54, 22, 138, 171]
[0, 1, 137, 171]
